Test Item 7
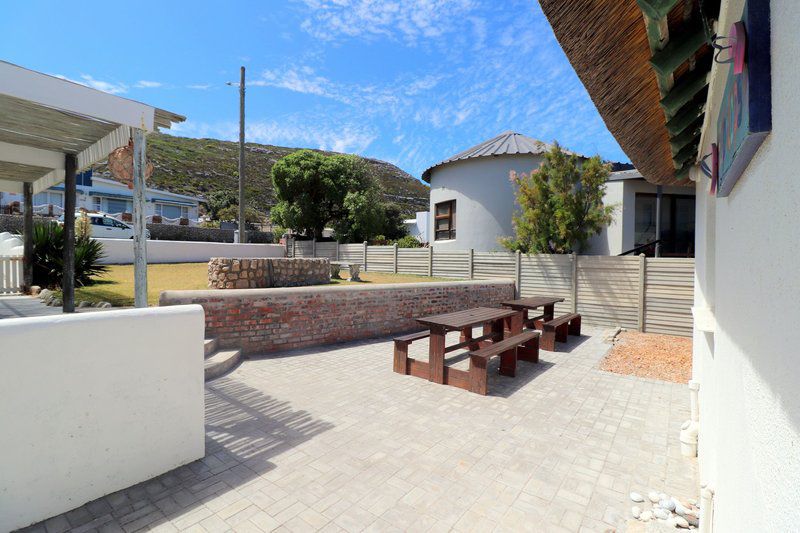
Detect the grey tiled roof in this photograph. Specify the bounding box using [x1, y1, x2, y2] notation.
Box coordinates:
[422, 131, 573, 181]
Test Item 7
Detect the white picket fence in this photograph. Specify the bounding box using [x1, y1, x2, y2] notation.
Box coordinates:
[287, 238, 695, 336]
[0, 255, 23, 294]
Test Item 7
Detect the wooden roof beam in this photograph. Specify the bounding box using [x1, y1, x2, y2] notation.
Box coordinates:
[669, 117, 704, 155]
[650, 26, 709, 78]
[660, 70, 709, 117]
[637, 0, 681, 20]
[665, 101, 705, 135]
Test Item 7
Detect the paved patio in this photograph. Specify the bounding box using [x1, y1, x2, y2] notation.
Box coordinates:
[22, 326, 697, 533]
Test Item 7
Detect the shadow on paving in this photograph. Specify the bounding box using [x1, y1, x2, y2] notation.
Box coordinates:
[18, 378, 334, 533]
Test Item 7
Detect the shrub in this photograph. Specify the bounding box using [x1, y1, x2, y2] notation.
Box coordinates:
[395, 235, 422, 248]
[32, 221, 108, 289]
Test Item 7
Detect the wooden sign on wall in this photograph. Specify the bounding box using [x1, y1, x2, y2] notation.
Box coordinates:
[715, 1, 771, 197]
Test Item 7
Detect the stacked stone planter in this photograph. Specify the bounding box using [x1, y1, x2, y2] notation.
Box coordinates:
[208, 257, 330, 289]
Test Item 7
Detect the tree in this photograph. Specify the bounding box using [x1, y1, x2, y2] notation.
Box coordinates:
[203, 190, 237, 221]
[271, 149, 385, 241]
[216, 205, 264, 224]
[501, 143, 615, 254]
[380, 203, 408, 241]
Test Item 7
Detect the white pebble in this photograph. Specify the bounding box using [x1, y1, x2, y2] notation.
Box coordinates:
[675, 516, 690, 529]
[648, 491, 660, 503]
[659, 492, 669, 501]
[674, 500, 689, 516]
[631, 506, 642, 519]
[653, 508, 671, 520]
[659, 498, 676, 511]
[640, 510, 653, 522]
[630, 492, 645, 503]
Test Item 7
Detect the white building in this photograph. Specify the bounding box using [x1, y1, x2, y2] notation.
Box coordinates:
[422, 131, 694, 254]
[403, 211, 429, 242]
[541, 0, 799, 530]
[0, 171, 201, 225]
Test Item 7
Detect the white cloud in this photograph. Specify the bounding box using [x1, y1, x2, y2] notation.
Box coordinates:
[52, 73, 128, 94]
[135, 80, 162, 88]
[187, 84, 212, 90]
[299, 0, 478, 46]
[169, 117, 377, 155]
[255, 67, 336, 98]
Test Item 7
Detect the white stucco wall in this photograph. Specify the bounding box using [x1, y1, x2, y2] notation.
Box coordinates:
[97, 239, 285, 264]
[692, 1, 800, 531]
[0, 305, 206, 532]
[428, 154, 543, 251]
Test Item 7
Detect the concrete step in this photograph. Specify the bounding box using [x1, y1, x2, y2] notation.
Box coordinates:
[204, 338, 218, 358]
[204, 349, 241, 381]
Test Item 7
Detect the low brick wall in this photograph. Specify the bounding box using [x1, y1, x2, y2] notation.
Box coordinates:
[208, 257, 330, 289]
[160, 280, 515, 354]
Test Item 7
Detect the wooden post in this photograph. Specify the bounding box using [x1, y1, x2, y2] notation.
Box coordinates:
[638, 253, 646, 332]
[393, 243, 398, 274]
[62, 154, 77, 313]
[428, 245, 433, 277]
[468, 248, 474, 280]
[363, 241, 368, 271]
[515, 250, 522, 298]
[132, 129, 148, 308]
[22, 182, 33, 292]
[238, 66, 247, 244]
[571, 252, 578, 313]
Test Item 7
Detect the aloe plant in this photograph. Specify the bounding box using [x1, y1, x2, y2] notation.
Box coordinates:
[31, 221, 108, 289]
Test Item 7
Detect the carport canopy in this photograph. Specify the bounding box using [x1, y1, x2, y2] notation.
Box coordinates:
[0, 60, 185, 309]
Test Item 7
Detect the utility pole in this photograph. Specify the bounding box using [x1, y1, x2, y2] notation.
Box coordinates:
[238, 66, 246, 243]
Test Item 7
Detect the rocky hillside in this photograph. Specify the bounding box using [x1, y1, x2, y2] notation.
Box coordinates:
[93, 133, 429, 216]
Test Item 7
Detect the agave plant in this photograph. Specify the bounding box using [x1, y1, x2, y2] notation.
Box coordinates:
[32, 221, 108, 289]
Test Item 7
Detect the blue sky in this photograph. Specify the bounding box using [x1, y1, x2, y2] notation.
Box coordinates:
[2, 0, 627, 180]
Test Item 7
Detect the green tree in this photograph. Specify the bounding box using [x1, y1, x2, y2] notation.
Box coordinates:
[380, 203, 408, 241]
[203, 190, 237, 221]
[501, 143, 615, 254]
[271, 149, 385, 241]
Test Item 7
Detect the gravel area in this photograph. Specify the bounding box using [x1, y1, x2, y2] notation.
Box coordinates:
[601, 331, 692, 384]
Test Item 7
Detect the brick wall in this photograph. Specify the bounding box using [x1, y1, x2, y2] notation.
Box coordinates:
[160, 280, 515, 354]
[208, 258, 330, 289]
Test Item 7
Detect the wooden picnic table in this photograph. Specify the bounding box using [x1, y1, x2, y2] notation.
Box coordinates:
[501, 295, 565, 329]
[415, 307, 521, 385]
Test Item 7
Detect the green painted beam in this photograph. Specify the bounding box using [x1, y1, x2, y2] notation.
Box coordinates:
[650, 26, 709, 78]
[637, 0, 680, 20]
[660, 69, 709, 117]
[670, 118, 704, 155]
[673, 143, 699, 169]
[675, 162, 693, 181]
[665, 101, 705, 135]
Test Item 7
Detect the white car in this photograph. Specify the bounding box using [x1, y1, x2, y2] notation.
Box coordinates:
[60, 213, 151, 239]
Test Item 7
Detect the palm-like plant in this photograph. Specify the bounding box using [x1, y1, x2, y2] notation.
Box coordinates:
[31, 221, 108, 289]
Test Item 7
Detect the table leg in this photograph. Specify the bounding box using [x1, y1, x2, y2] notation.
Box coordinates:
[535, 304, 555, 329]
[492, 318, 516, 377]
[429, 326, 446, 384]
[505, 311, 523, 336]
[462, 327, 480, 351]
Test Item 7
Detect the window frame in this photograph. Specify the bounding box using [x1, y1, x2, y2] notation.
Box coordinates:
[434, 199, 456, 241]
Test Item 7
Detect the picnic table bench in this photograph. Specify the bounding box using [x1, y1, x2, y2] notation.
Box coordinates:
[502, 296, 581, 351]
[393, 306, 540, 395]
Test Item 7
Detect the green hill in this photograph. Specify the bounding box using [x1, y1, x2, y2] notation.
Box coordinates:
[93, 133, 429, 216]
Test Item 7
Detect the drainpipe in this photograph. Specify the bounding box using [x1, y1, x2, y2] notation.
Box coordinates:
[680, 380, 700, 457]
[655, 185, 663, 257]
[699, 485, 714, 532]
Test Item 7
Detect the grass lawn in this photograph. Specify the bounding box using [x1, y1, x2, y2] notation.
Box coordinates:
[66, 263, 449, 307]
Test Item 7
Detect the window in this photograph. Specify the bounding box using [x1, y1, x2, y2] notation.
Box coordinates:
[106, 199, 129, 214]
[33, 191, 63, 207]
[434, 200, 456, 240]
[156, 203, 186, 219]
[634, 193, 695, 257]
[93, 197, 102, 211]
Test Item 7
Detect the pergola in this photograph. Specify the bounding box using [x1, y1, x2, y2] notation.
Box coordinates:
[0, 61, 185, 310]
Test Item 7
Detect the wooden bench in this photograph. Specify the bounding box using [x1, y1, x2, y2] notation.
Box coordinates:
[541, 313, 581, 351]
[468, 331, 539, 395]
[393, 331, 430, 373]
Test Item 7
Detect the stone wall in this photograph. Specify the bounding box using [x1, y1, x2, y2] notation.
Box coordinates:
[207, 257, 330, 289]
[160, 280, 515, 354]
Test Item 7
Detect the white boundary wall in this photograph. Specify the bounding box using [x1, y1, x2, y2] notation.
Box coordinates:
[0, 305, 206, 532]
[97, 238, 285, 264]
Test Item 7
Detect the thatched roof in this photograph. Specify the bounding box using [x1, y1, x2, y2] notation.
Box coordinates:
[539, 0, 719, 186]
